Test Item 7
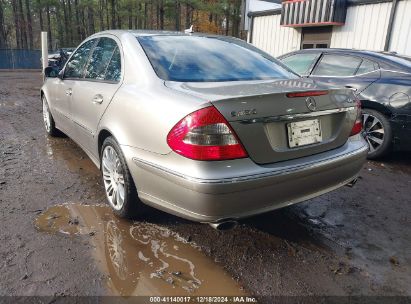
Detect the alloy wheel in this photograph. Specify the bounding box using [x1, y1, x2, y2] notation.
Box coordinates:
[362, 113, 385, 154]
[102, 146, 126, 210]
[42, 98, 51, 132]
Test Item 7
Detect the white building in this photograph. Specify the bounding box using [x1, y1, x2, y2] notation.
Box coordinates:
[246, 0, 411, 57]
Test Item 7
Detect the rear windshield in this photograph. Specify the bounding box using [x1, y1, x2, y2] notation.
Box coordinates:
[137, 35, 295, 82]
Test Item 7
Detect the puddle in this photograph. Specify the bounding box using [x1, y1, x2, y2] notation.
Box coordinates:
[35, 204, 246, 296]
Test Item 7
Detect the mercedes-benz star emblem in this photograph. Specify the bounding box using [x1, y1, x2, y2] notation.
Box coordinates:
[305, 97, 317, 112]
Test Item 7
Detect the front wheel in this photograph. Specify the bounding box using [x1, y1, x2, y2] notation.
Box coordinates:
[362, 108, 392, 159]
[42, 96, 60, 137]
[101, 136, 142, 218]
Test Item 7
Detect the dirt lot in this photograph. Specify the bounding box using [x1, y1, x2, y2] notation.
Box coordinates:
[0, 71, 410, 301]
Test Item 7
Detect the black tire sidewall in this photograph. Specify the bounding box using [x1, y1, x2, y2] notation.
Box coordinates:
[363, 108, 392, 159]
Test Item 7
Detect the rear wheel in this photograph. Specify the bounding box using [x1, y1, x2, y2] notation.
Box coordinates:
[362, 108, 392, 159]
[101, 136, 141, 218]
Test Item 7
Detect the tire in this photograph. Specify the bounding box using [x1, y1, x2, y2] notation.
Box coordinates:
[362, 108, 392, 159]
[101, 136, 142, 218]
[42, 96, 60, 137]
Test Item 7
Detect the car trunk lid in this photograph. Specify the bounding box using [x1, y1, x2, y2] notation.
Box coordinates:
[165, 79, 358, 164]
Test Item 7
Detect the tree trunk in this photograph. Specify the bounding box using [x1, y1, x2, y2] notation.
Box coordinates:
[11, 0, 21, 48]
[105, 0, 109, 29]
[38, 0, 44, 32]
[110, 0, 115, 29]
[116, 0, 121, 29]
[18, 0, 27, 48]
[56, 2, 65, 48]
[143, 2, 147, 29]
[175, 0, 180, 31]
[99, 0, 104, 31]
[159, 1, 164, 30]
[62, 0, 69, 46]
[128, 2, 132, 29]
[88, 4, 95, 35]
[225, 4, 230, 36]
[67, 0, 74, 45]
[74, 0, 81, 42]
[185, 4, 191, 28]
[46, 3, 52, 48]
[0, 0, 7, 48]
[24, 0, 33, 49]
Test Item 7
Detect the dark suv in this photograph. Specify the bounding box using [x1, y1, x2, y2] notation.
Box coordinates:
[279, 49, 411, 159]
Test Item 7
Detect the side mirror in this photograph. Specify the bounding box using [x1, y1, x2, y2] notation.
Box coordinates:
[44, 67, 59, 78]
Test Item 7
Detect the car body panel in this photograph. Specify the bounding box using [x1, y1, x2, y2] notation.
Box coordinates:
[279, 49, 411, 151]
[122, 135, 367, 222]
[41, 32, 368, 223]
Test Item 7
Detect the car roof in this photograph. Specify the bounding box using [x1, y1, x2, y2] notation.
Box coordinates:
[280, 48, 411, 70]
[89, 29, 237, 40]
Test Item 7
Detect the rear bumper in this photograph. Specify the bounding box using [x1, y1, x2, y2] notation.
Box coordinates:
[123, 136, 368, 223]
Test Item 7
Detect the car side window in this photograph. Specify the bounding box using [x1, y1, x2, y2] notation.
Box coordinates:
[312, 54, 362, 77]
[356, 59, 378, 75]
[84, 37, 119, 81]
[64, 39, 96, 79]
[104, 47, 122, 82]
[281, 53, 319, 76]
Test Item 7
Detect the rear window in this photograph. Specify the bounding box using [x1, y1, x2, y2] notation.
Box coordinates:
[137, 35, 295, 82]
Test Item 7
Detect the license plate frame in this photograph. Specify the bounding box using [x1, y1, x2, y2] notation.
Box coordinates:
[287, 119, 322, 148]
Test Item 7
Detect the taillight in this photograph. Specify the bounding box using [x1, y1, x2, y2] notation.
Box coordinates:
[167, 106, 248, 161]
[350, 99, 362, 136]
[286, 91, 328, 98]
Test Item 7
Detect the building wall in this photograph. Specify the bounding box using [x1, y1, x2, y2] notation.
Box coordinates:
[250, 0, 411, 57]
[330, 2, 393, 51]
[389, 0, 411, 55]
[251, 14, 301, 57]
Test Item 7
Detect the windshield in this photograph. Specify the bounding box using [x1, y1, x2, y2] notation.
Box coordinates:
[137, 35, 296, 82]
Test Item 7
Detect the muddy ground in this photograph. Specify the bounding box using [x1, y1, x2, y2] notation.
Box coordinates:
[0, 71, 410, 301]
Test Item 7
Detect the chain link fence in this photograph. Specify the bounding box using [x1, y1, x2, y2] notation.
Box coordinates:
[0, 49, 41, 69]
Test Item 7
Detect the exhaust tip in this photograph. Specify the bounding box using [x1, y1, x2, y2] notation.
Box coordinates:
[209, 220, 238, 231]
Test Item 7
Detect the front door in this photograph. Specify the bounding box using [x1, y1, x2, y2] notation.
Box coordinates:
[61, 38, 98, 137]
[48, 77, 74, 134]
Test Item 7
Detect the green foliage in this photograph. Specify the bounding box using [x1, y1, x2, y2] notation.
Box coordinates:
[0, 0, 245, 49]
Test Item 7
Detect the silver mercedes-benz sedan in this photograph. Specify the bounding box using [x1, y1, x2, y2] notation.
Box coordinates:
[41, 30, 368, 228]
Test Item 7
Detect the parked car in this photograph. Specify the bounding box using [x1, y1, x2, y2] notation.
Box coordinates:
[279, 49, 411, 159]
[46, 48, 74, 69]
[41, 31, 368, 228]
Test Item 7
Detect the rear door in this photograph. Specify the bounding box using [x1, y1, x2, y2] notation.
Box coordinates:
[309, 54, 381, 94]
[70, 36, 123, 155]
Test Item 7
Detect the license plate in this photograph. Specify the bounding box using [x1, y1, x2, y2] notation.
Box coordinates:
[287, 119, 322, 148]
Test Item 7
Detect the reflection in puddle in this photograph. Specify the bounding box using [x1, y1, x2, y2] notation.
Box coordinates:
[35, 204, 246, 296]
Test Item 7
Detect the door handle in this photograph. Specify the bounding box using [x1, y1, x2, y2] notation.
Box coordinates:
[65, 88, 72, 96]
[92, 94, 104, 104]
